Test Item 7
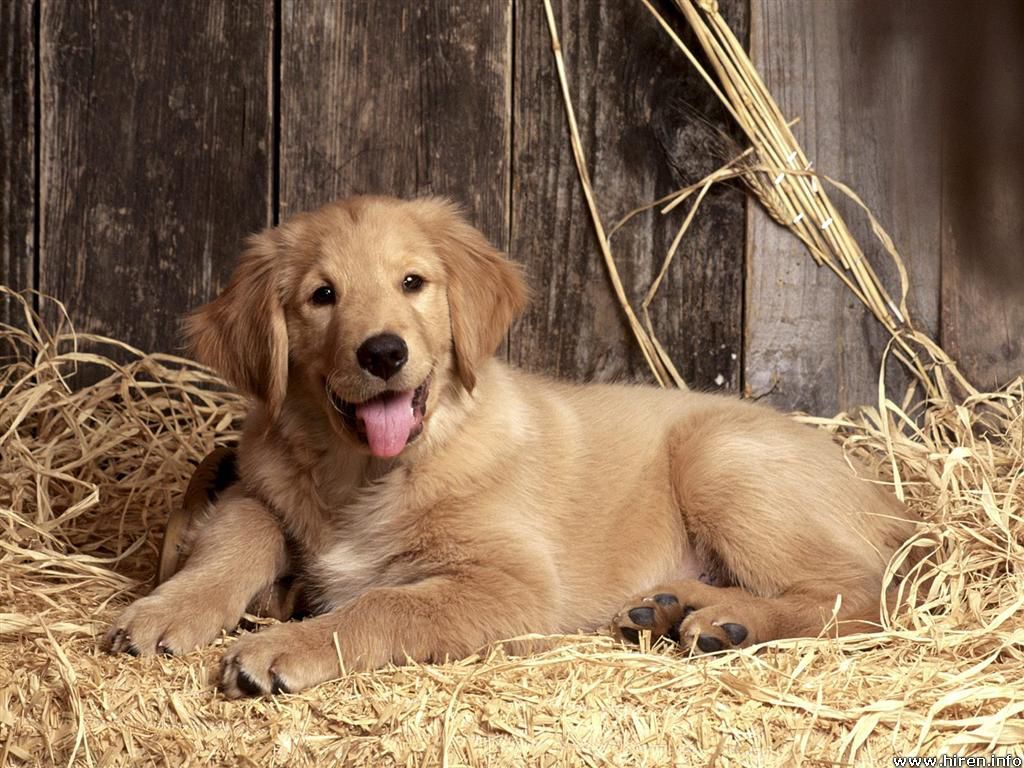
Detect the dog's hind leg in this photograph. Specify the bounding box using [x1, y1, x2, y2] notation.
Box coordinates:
[612, 403, 917, 652]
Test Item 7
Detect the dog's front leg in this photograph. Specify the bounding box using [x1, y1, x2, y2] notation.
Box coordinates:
[218, 567, 550, 697]
[103, 493, 288, 656]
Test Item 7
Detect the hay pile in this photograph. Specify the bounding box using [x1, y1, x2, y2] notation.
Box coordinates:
[1, 299, 1022, 766]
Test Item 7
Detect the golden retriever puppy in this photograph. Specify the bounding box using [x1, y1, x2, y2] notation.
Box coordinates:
[103, 196, 920, 697]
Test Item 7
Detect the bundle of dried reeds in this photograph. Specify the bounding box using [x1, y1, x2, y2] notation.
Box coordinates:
[544, 0, 978, 404]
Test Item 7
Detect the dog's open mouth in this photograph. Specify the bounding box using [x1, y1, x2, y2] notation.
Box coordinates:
[327, 376, 431, 458]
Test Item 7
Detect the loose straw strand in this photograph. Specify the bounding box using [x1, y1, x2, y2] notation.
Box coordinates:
[542, 0, 678, 388]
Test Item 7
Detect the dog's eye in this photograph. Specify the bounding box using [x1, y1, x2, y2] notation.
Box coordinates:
[402, 274, 425, 293]
[310, 285, 336, 306]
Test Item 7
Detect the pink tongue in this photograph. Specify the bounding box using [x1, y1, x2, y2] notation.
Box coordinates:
[356, 390, 416, 458]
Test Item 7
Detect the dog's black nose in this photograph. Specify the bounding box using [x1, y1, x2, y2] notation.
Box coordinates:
[356, 333, 408, 381]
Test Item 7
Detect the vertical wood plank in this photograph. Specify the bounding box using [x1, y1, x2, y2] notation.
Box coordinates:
[39, 2, 273, 355]
[745, 0, 941, 414]
[280, 2, 512, 252]
[509, 0, 749, 387]
[1, 0, 35, 323]
[940, 153, 1024, 390]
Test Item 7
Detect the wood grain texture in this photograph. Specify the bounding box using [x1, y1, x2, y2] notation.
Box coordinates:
[39, 1, 272, 355]
[940, 151, 1024, 390]
[745, 0, 941, 414]
[509, 0, 748, 387]
[1, 0, 34, 323]
[280, 1, 512, 250]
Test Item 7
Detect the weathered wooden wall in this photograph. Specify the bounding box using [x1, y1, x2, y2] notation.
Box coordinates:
[511, 0, 747, 385]
[746, 0, 942, 413]
[37, 2, 273, 356]
[1, 0, 1020, 413]
[747, 0, 1022, 413]
[1, 0, 34, 327]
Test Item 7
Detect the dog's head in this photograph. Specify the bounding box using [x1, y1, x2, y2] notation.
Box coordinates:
[187, 196, 527, 458]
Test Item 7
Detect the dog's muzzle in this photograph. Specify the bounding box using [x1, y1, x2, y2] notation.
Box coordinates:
[328, 375, 431, 458]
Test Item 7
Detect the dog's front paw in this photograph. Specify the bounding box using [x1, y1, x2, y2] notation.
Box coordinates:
[103, 588, 239, 657]
[218, 622, 337, 698]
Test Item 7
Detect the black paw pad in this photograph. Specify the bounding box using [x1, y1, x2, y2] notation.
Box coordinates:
[720, 622, 748, 645]
[235, 669, 265, 697]
[619, 626, 640, 645]
[627, 606, 656, 626]
[696, 634, 724, 653]
[653, 593, 679, 606]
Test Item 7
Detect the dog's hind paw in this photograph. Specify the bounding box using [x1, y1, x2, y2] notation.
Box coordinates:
[612, 591, 690, 645]
[611, 582, 753, 655]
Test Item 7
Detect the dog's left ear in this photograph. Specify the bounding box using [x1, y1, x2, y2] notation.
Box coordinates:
[410, 198, 528, 392]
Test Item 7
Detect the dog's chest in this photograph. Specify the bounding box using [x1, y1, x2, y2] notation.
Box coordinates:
[304, 482, 422, 610]
[259, 448, 394, 551]
[310, 536, 393, 608]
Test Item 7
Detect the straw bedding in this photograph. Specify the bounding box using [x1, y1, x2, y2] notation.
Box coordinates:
[1, 306, 1022, 767]
[3, 1, 1024, 765]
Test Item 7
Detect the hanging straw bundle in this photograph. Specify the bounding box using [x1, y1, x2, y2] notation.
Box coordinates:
[2, 2, 1023, 764]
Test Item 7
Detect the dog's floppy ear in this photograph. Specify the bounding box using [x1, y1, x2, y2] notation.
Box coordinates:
[412, 198, 528, 391]
[185, 230, 289, 418]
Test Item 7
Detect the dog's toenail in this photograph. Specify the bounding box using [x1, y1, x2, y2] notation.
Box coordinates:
[653, 593, 679, 606]
[719, 622, 748, 645]
[235, 669, 265, 697]
[696, 634, 724, 653]
[125, 643, 140, 657]
[157, 642, 174, 656]
[619, 626, 641, 645]
[627, 607, 656, 626]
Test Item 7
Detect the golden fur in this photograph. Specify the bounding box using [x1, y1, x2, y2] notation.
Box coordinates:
[103, 196, 920, 697]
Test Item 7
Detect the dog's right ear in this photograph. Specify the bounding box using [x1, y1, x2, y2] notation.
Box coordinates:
[185, 230, 289, 419]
